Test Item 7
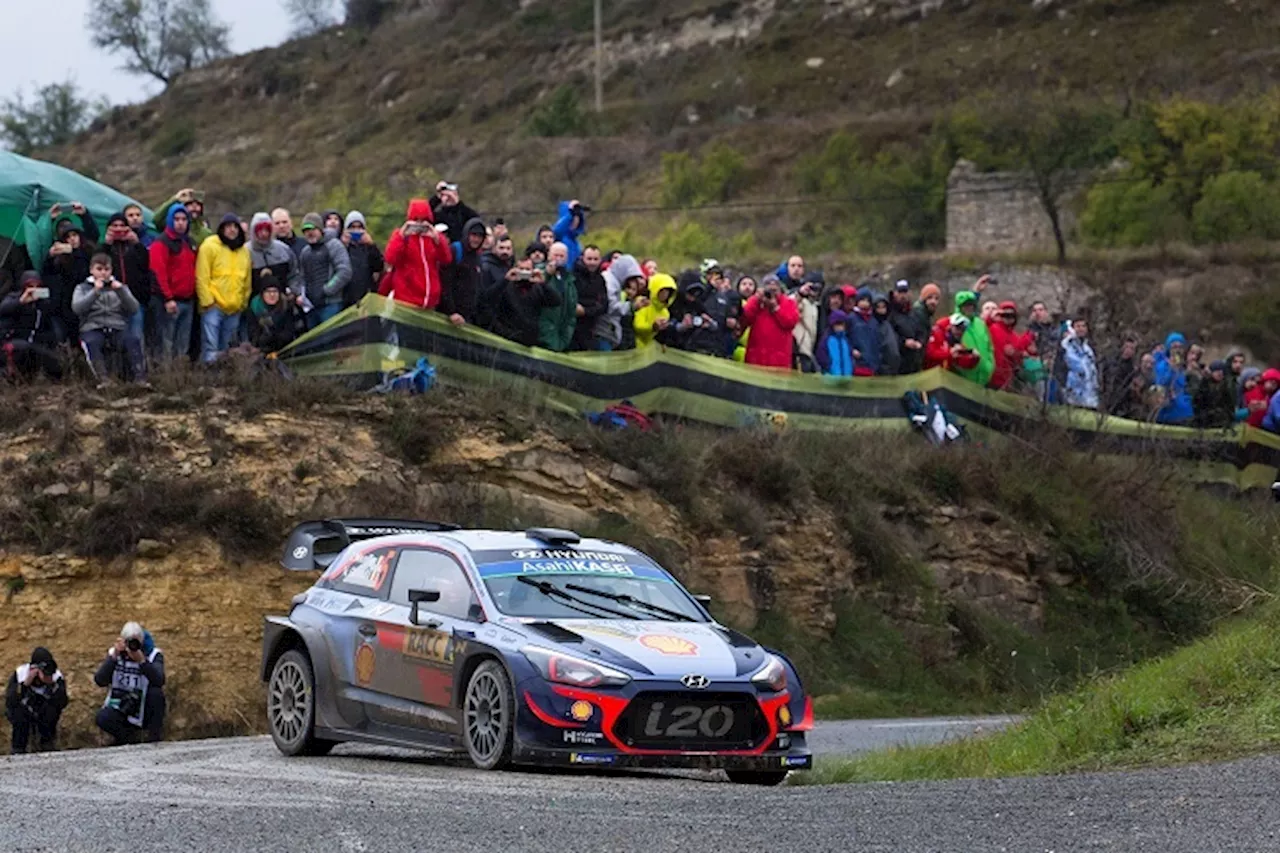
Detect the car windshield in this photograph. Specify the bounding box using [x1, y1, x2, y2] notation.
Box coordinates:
[472, 547, 707, 622]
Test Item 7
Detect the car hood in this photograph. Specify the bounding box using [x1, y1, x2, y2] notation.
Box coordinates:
[542, 619, 759, 679]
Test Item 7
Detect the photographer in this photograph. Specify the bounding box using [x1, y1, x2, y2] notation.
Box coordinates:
[94, 622, 166, 746]
[668, 271, 721, 356]
[740, 275, 799, 369]
[430, 182, 481, 245]
[489, 251, 562, 347]
[5, 647, 67, 754]
[552, 199, 589, 266]
[537, 242, 580, 352]
[0, 271, 63, 381]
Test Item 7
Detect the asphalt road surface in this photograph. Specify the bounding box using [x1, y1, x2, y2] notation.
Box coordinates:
[1, 719, 1275, 853]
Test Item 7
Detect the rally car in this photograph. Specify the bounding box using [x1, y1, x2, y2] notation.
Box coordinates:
[261, 519, 813, 785]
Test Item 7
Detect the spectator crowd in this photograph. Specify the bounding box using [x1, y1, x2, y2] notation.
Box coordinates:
[1, 180, 1278, 433]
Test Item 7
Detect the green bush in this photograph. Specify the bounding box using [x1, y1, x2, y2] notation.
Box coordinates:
[1079, 178, 1188, 248]
[1191, 171, 1280, 244]
[659, 144, 748, 207]
[524, 85, 589, 138]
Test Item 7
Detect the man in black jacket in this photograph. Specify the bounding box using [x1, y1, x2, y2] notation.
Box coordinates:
[439, 217, 487, 327]
[341, 212, 385, 307]
[571, 245, 608, 351]
[5, 647, 68, 754]
[101, 212, 154, 349]
[42, 204, 99, 344]
[430, 181, 481, 245]
[0, 271, 63, 380]
[888, 280, 928, 375]
[667, 272, 722, 355]
[489, 255, 562, 347]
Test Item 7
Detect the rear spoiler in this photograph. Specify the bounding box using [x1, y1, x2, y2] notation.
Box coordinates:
[281, 518, 460, 571]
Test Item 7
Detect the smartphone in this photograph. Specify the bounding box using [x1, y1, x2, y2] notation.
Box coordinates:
[32, 287, 50, 299]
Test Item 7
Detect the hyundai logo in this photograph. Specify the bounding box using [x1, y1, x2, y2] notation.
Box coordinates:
[680, 674, 710, 689]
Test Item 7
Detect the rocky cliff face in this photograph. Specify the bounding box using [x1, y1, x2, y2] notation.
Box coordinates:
[0, 378, 1087, 746]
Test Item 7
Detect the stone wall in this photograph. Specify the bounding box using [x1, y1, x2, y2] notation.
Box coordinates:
[946, 160, 1083, 256]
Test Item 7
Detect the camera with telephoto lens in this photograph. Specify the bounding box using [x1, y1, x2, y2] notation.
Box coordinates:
[571, 202, 591, 214]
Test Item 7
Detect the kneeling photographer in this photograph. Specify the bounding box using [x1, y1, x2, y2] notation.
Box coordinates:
[94, 622, 166, 745]
[5, 647, 68, 754]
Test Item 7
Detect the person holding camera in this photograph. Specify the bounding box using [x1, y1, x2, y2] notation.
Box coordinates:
[341, 212, 385, 308]
[5, 647, 68, 754]
[489, 251, 562, 347]
[430, 182, 481, 245]
[379, 199, 452, 311]
[42, 203, 99, 344]
[537, 242, 581, 352]
[552, 200, 590, 267]
[74, 253, 147, 384]
[94, 622, 165, 745]
[0, 271, 63, 381]
[740, 275, 800, 369]
[668, 271, 721, 356]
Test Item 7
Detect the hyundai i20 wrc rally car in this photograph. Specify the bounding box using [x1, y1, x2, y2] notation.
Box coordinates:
[261, 519, 813, 785]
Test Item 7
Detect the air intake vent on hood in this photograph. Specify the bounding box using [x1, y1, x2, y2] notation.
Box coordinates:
[527, 622, 585, 644]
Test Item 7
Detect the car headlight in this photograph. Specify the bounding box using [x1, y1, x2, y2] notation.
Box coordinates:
[751, 655, 788, 692]
[522, 646, 632, 688]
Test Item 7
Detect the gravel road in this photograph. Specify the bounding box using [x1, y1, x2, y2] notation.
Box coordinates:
[1, 720, 1274, 853]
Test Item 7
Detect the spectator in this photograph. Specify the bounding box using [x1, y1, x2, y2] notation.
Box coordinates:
[1227, 352, 1246, 404]
[0, 271, 63, 381]
[1026, 300, 1061, 398]
[1184, 344, 1206, 401]
[489, 255, 561, 347]
[439, 217, 488, 327]
[380, 200, 453, 310]
[42, 204, 99, 344]
[248, 280, 297, 354]
[5, 647, 67, 754]
[598, 253, 643, 353]
[1060, 317, 1099, 410]
[668, 272, 722, 356]
[94, 622, 165, 746]
[1245, 369, 1280, 429]
[341, 212, 384, 308]
[1153, 332, 1194, 425]
[980, 300, 999, 323]
[925, 314, 980, 373]
[872, 292, 900, 376]
[736, 275, 757, 303]
[271, 208, 300, 258]
[1194, 360, 1237, 429]
[552, 200, 589, 266]
[248, 212, 303, 300]
[149, 204, 198, 362]
[321, 209, 343, 235]
[430, 182, 480, 244]
[889, 280, 927, 375]
[123, 203, 156, 248]
[1263, 374, 1280, 435]
[987, 301, 1035, 390]
[740, 276, 799, 369]
[571, 245, 608, 351]
[815, 309, 854, 377]
[492, 219, 509, 244]
[297, 212, 353, 328]
[816, 283, 845, 338]
[847, 289, 880, 376]
[536, 226, 556, 253]
[641, 259, 659, 280]
[635, 273, 678, 349]
[1114, 373, 1155, 422]
[700, 260, 737, 358]
[948, 291, 995, 387]
[154, 189, 213, 245]
[101, 213, 154, 353]
[537, 242, 580, 351]
[73, 253, 146, 384]
[791, 274, 821, 373]
[1101, 335, 1139, 411]
[775, 255, 805, 290]
[196, 215, 251, 365]
[478, 235, 515, 329]
[912, 283, 942, 343]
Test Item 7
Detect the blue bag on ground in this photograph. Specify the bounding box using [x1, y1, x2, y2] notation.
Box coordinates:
[371, 356, 436, 395]
[902, 390, 965, 445]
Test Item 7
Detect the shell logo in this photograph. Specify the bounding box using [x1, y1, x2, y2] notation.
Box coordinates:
[355, 643, 377, 686]
[639, 634, 698, 656]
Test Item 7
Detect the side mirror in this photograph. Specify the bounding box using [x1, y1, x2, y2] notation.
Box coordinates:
[408, 589, 441, 626]
[693, 594, 712, 608]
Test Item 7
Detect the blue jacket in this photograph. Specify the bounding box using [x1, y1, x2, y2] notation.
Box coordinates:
[816, 330, 853, 376]
[1061, 336, 1099, 409]
[552, 201, 587, 267]
[1153, 335, 1194, 423]
[1263, 391, 1280, 434]
[847, 307, 880, 375]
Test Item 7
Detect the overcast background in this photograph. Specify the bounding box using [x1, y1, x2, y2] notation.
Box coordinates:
[6, 0, 299, 105]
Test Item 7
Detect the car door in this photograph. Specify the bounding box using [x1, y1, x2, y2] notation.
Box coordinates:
[362, 548, 481, 740]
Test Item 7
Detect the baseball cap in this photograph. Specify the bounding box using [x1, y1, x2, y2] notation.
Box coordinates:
[894, 279, 910, 292]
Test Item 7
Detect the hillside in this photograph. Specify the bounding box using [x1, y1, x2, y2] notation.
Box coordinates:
[0, 368, 1275, 747]
[47, 0, 1280, 245]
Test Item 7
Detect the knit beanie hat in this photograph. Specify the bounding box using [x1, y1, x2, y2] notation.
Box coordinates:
[300, 212, 324, 232]
[920, 283, 942, 301]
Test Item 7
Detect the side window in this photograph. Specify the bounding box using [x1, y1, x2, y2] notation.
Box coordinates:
[320, 547, 397, 598]
[389, 550, 477, 621]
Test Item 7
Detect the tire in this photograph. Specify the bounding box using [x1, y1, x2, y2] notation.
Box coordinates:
[726, 769, 790, 787]
[463, 660, 515, 770]
[268, 649, 335, 757]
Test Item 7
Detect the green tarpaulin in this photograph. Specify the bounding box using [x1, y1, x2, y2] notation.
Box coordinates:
[0, 151, 151, 262]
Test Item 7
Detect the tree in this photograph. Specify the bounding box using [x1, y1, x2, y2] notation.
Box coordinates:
[0, 82, 105, 155]
[91, 0, 231, 87]
[949, 95, 1120, 264]
[281, 0, 339, 37]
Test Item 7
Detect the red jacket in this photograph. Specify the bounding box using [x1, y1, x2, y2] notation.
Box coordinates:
[148, 228, 198, 301]
[925, 316, 980, 373]
[987, 320, 1035, 389]
[741, 293, 800, 369]
[1245, 385, 1271, 428]
[378, 199, 452, 310]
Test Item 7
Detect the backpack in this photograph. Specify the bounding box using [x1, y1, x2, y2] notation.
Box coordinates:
[902, 390, 965, 445]
[587, 400, 653, 431]
[371, 356, 436, 395]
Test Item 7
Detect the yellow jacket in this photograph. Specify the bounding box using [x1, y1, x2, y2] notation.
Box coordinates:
[196, 235, 251, 314]
[633, 273, 677, 348]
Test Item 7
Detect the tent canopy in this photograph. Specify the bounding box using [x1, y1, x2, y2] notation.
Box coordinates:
[0, 151, 151, 261]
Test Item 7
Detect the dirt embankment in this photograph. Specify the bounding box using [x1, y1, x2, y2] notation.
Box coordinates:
[0, 375, 1266, 747]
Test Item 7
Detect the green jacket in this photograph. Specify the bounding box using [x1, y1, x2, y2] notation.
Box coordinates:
[951, 292, 995, 387]
[538, 267, 579, 352]
[153, 197, 214, 246]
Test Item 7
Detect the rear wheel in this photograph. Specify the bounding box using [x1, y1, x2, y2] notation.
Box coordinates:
[268, 650, 335, 757]
[726, 770, 790, 786]
[463, 660, 514, 770]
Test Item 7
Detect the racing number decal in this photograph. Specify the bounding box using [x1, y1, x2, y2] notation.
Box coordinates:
[644, 702, 736, 738]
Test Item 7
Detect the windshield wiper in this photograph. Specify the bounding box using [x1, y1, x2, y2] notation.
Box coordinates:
[515, 576, 640, 620]
[564, 583, 697, 622]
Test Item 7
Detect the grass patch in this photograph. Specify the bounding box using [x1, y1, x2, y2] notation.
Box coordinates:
[801, 602, 1280, 784]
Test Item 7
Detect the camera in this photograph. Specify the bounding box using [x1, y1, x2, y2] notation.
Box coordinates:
[125, 637, 142, 653]
[514, 269, 532, 281]
[571, 203, 592, 214]
[117, 691, 142, 719]
[692, 316, 703, 327]
[35, 659, 55, 677]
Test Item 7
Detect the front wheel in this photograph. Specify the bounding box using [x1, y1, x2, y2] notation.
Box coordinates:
[726, 769, 790, 786]
[268, 649, 335, 757]
[463, 660, 514, 770]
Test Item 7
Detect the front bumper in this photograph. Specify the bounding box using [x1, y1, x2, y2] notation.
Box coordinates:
[514, 743, 813, 771]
